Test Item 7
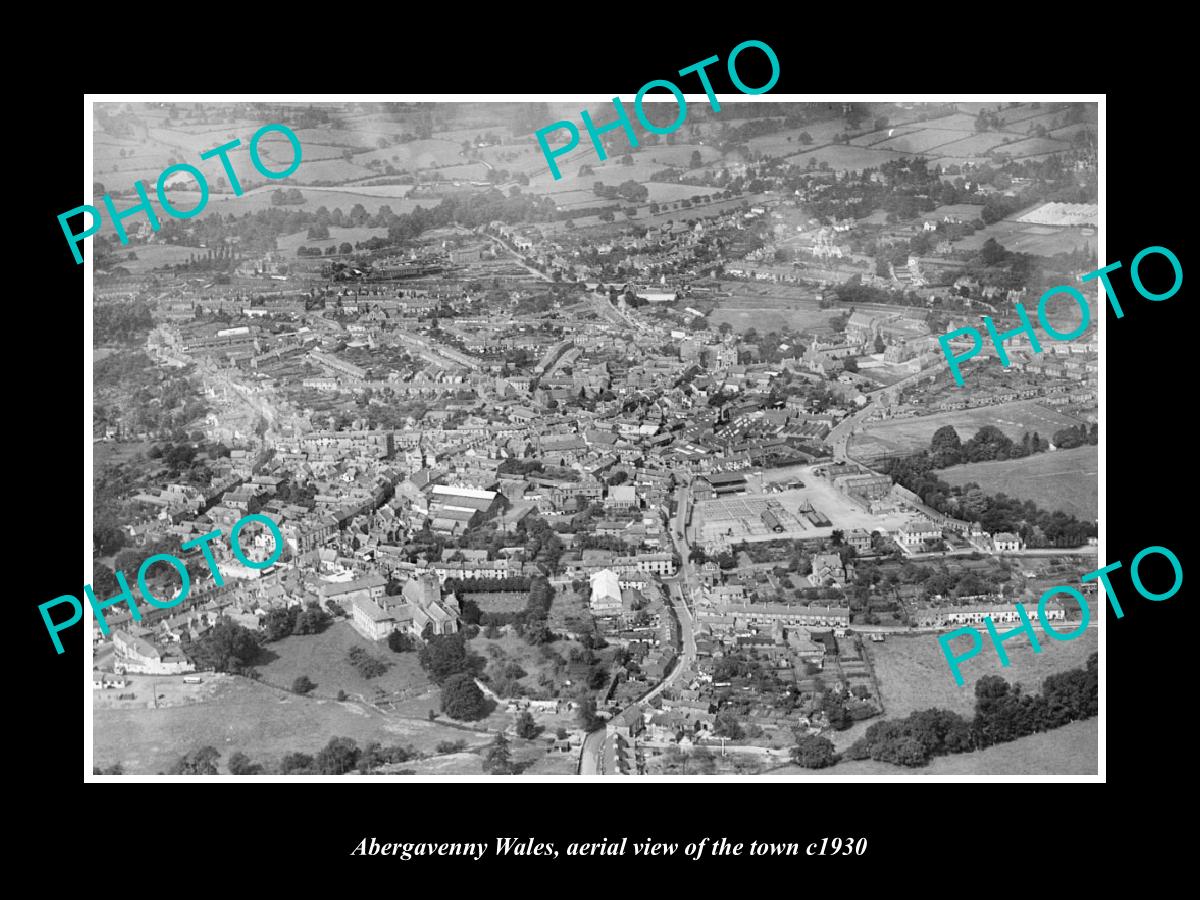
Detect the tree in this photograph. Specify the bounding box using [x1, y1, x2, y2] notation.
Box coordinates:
[930, 425, 964, 467]
[440, 672, 489, 720]
[791, 734, 837, 768]
[227, 752, 262, 775]
[874, 334, 886, 354]
[167, 746, 220, 775]
[294, 605, 331, 635]
[419, 633, 484, 684]
[278, 752, 315, 774]
[315, 736, 361, 775]
[714, 709, 744, 740]
[690, 150, 703, 169]
[186, 620, 260, 673]
[577, 697, 603, 731]
[388, 630, 415, 653]
[262, 606, 296, 642]
[842, 357, 859, 373]
[483, 732, 515, 774]
[338, 242, 353, 255]
[292, 675, 315, 695]
[515, 710, 538, 739]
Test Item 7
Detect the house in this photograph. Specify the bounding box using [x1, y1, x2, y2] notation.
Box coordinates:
[896, 520, 941, 548]
[92, 672, 129, 690]
[846, 529, 873, 553]
[607, 704, 645, 739]
[993, 532, 1021, 552]
[112, 630, 195, 675]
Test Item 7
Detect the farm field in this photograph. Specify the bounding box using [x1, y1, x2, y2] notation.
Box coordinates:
[849, 401, 1086, 459]
[867, 629, 1098, 720]
[954, 216, 1095, 257]
[92, 675, 498, 775]
[101, 243, 208, 273]
[771, 718, 1097, 776]
[784, 144, 905, 172]
[936, 444, 1098, 520]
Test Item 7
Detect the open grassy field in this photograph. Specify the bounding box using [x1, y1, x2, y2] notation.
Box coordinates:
[254, 620, 430, 701]
[276, 226, 388, 254]
[937, 444, 1097, 520]
[865, 629, 1098, 720]
[784, 144, 905, 172]
[709, 305, 836, 335]
[850, 401, 1086, 459]
[954, 216, 1094, 257]
[769, 717, 1097, 776]
[102, 243, 208, 273]
[92, 675, 501, 774]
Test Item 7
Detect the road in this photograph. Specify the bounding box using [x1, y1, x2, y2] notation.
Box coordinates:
[640, 581, 697, 705]
[483, 234, 553, 283]
[579, 728, 606, 775]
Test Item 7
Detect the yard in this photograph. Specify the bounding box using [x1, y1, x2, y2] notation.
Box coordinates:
[936, 444, 1098, 520]
[865, 629, 1098, 720]
[254, 620, 430, 703]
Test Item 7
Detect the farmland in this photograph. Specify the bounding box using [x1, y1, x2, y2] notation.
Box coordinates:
[849, 401, 1087, 459]
[865, 629, 1098, 720]
[936, 444, 1098, 520]
[954, 212, 1096, 258]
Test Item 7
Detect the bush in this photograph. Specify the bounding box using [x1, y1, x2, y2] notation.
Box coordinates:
[336, 689, 348, 702]
[292, 675, 315, 695]
[436, 740, 468, 754]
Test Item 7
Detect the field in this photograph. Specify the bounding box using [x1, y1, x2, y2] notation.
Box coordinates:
[101, 243, 214, 273]
[849, 401, 1086, 459]
[254, 620, 430, 701]
[865, 629, 1098, 720]
[707, 289, 834, 335]
[769, 717, 1097, 776]
[92, 675, 497, 774]
[937, 444, 1097, 520]
[954, 215, 1094, 258]
[276, 226, 388, 254]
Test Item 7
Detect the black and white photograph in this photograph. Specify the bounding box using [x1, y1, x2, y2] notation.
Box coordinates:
[79, 96, 1105, 781]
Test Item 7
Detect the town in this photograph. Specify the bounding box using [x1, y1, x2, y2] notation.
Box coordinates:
[89, 98, 1099, 777]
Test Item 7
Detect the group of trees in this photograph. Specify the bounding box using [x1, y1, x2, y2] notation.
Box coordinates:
[928, 424, 1050, 468]
[260, 602, 333, 642]
[418, 632, 486, 684]
[184, 620, 261, 673]
[882, 455, 1097, 547]
[1052, 423, 1098, 450]
[592, 179, 649, 204]
[94, 300, 154, 346]
[842, 653, 1097, 767]
[347, 646, 389, 679]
